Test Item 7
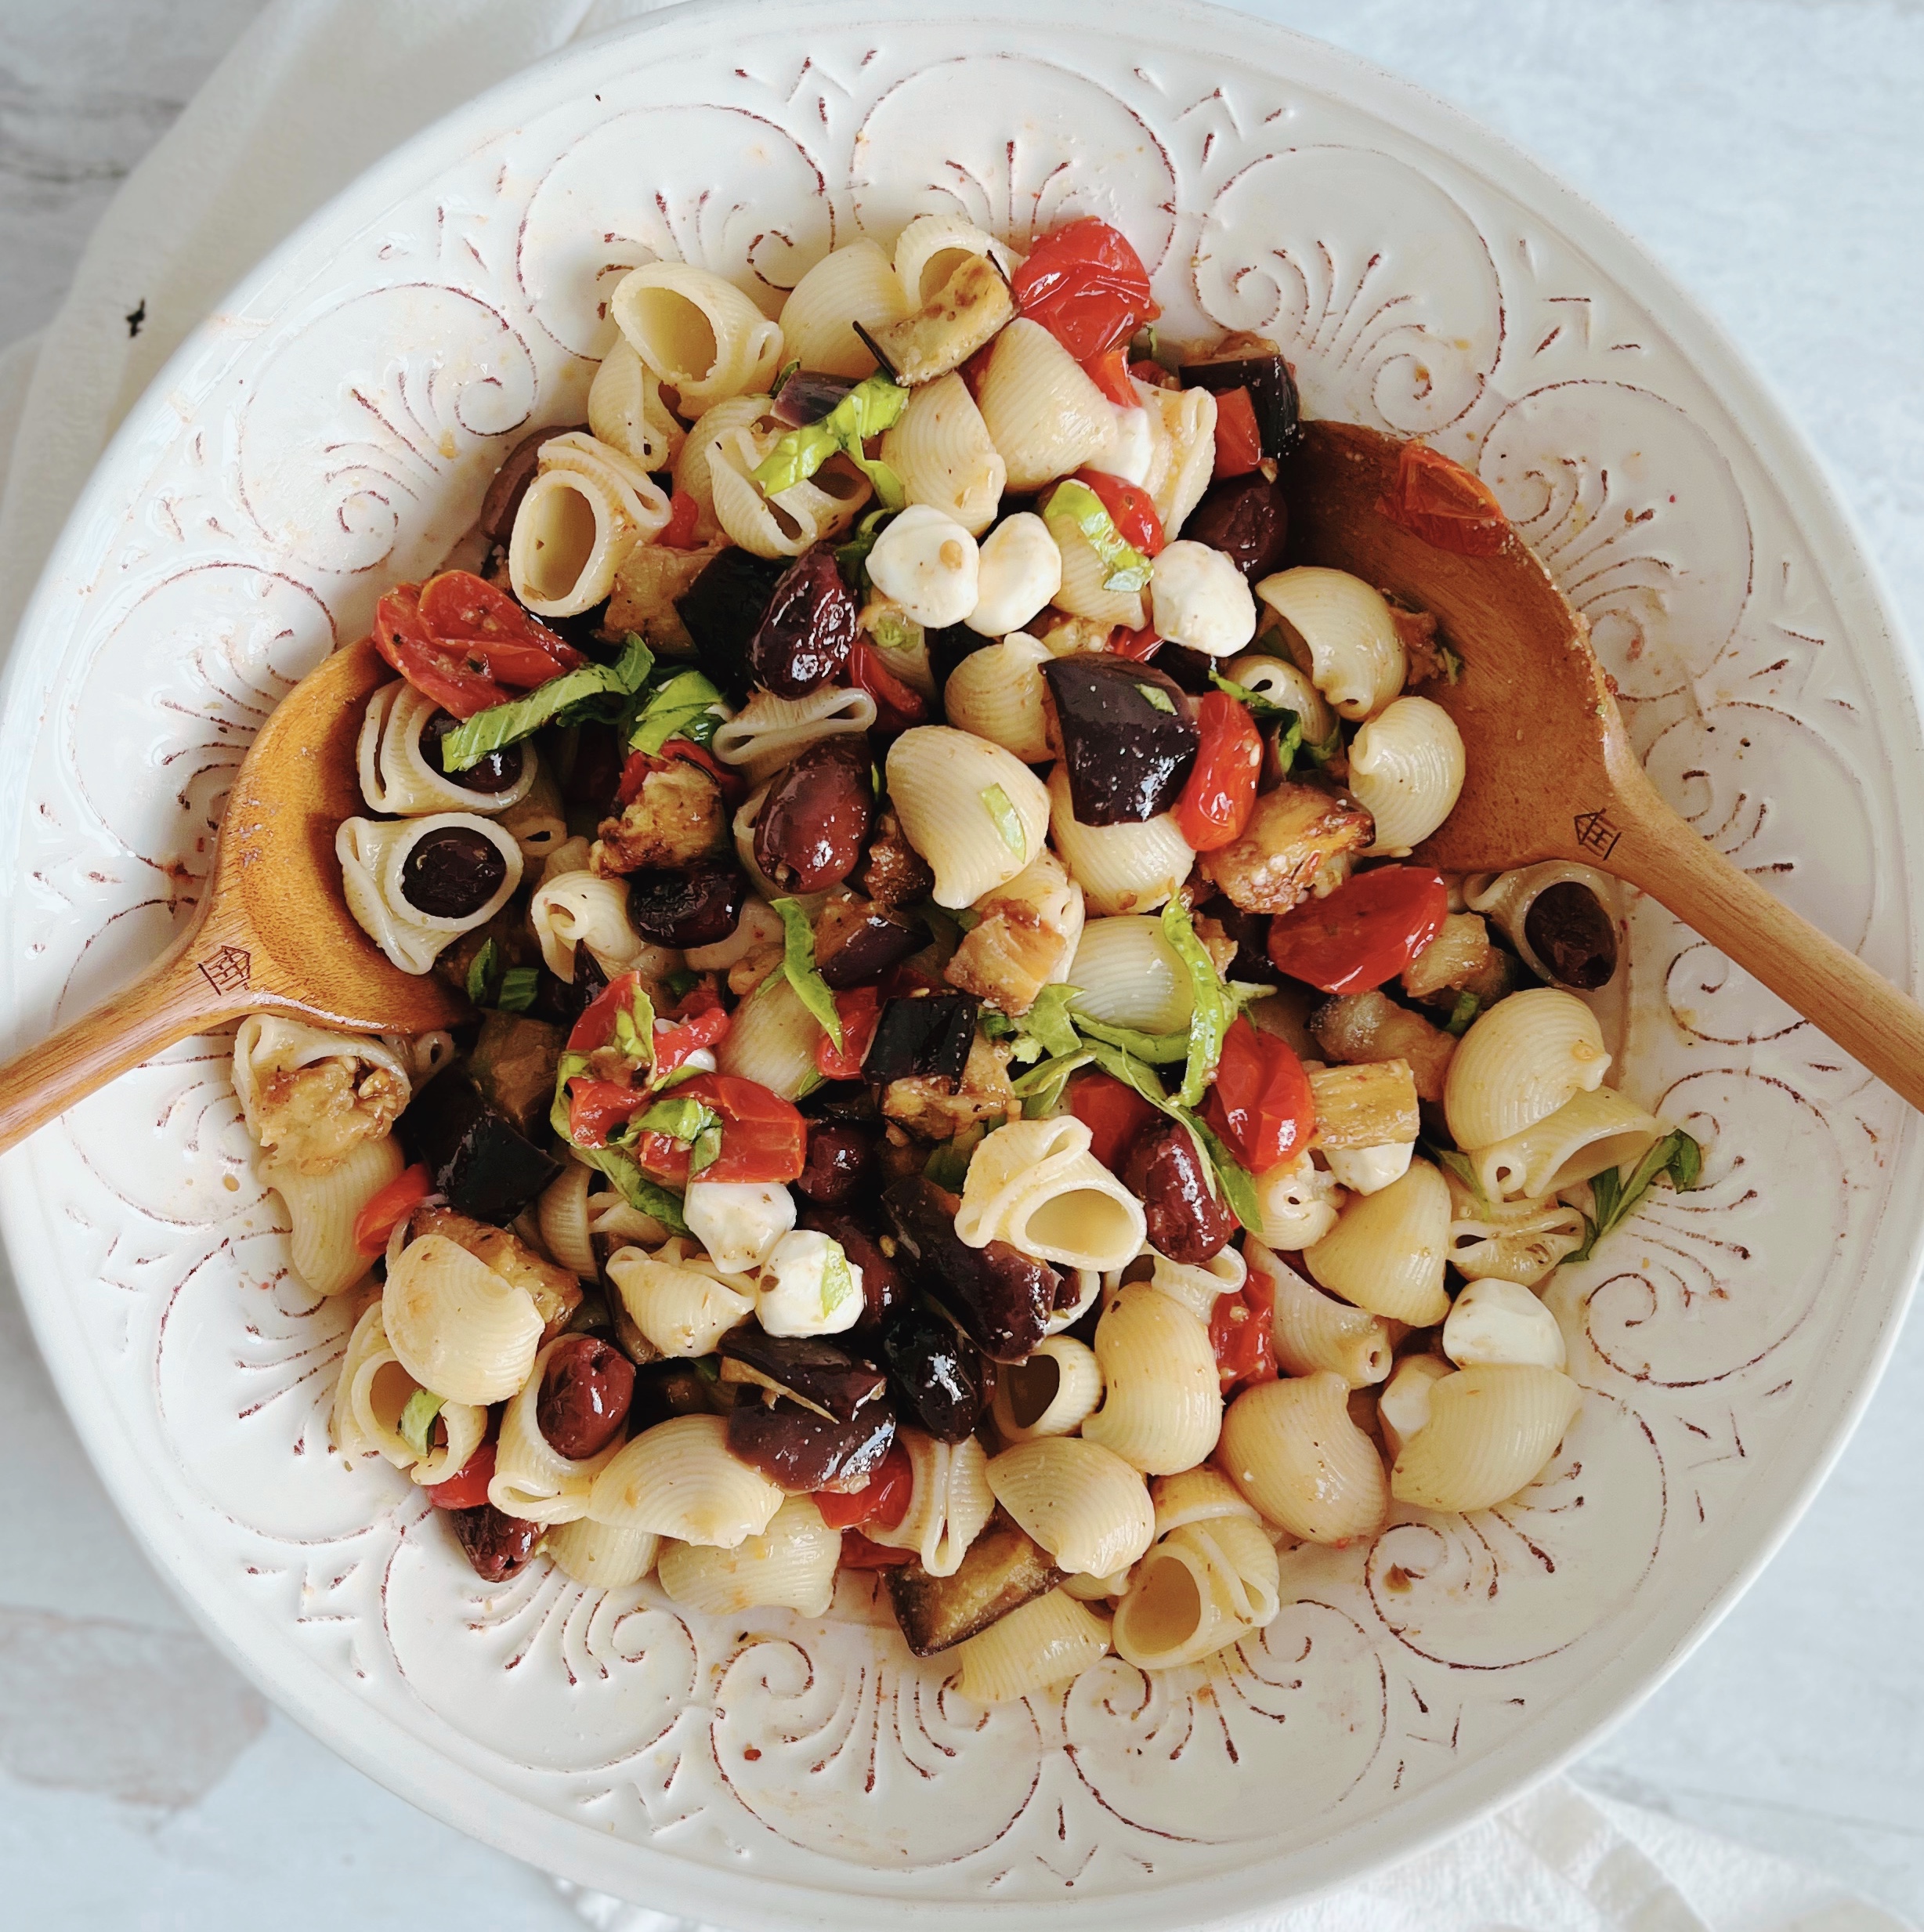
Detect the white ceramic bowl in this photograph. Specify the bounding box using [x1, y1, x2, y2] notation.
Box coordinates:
[2, 2, 1919, 1923]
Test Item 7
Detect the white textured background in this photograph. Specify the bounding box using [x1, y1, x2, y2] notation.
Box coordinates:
[0, 0, 1920, 1923]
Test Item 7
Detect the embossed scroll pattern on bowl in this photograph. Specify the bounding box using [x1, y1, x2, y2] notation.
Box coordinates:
[1, 5, 1919, 1927]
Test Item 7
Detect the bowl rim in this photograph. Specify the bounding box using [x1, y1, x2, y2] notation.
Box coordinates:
[2, 1, 1919, 1923]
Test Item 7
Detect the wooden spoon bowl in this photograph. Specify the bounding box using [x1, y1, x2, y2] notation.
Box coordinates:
[1278, 419, 1924, 1110]
[0, 638, 467, 1152]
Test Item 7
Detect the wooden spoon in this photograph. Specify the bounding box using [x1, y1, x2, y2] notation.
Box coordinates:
[0, 637, 468, 1152]
[1278, 419, 1924, 1111]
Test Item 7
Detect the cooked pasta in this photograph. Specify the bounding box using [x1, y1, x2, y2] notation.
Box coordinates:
[1471, 1084, 1663, 1201]
[528, 871, 660, 982]
[1445, 1174, 1587, 1285]
[357, 681, 538, 817]
[779, 239, 911, 378]
[1254, 567, 1407, 721]
[675, 394, 778, 536]
[986, 1436, 1155, 1576]
[881, 373, 1006, 535]
[497, 762, 569, 866]
[1302, 1157, 1451, 1326]
[1221, 651, 1336, 747]
[1248, 1151, 1344, 1250]
[1112, 1510, 1281, 1670]
[1068, 915, 1195, 1034]
[954, 1116, 1145, 1272]
[1217, 1369, 1389, 1544]
[1464, 861, 1622, 988]
[712, 684, 877, 784]
[710, 429, 870, 558]
[508, 432, 672, 618]
[863, 1431, 995, 1576]
[1050, 516, 1148, 630]
[588, 334, 684, 471]
[1136, 378, 1217, 539]
[938, 631, 1054, 762]
[886, 725, 1051, 907]
[338, 812, 523, 975]
[951, 1590, 1112, 1704]
[713, 971, 823, 1102]
[536, 1162, 599, 1281]
[1142, 1243, 1246, 1322]
[1390, 1363, 1583, 1513]
[546, 1517, 660, 1590]
[382, 1233, 544, 1404]
[894, 212, 1005, 306]
[232, 1015, 410, 1175]
[266, 1133, 403, 1298]
[1252, 1241, 1393, 1387]
[610, 260, 784, 411]
[490, 1337, 627, 1522]
[588, 1413, 785, 1547]
[1349, 696, 1466, 855]
[607, 1236, 756, 1355]
[1046, 765, 1192, 917]
[1080, 1284, 1221, 1474]
[989, 1337, 1104, 1442]
[1444, 988, 1611, 1152]
[976, 320, 1110, 491]
[657, 1495, 841, 1616]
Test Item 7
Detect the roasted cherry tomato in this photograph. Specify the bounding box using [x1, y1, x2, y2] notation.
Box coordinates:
[848, 638, 928, 733]
[652, 1005, 731, 1078]
[417, 570, 584, 685]
[629, 1072, 807, 1186]
[567, 970, 648, 1055]
[1211, 387, 1264, 479]
[373, 584, 511, 719]
[1072, 467, 1165, 556]
[426, 1439, 497, 1511]
[1202, 1015, 1315, 1174]
[839, 1529, 913, 1568]
[1109, 624, 1162, 662]
[1174, 691, 1262, 852]
[1265, 865, 1449, 994]
[351, 1162, 433, 1256]
[1011, 217, 1159, 361]
[661, 979, 725, 1021]
[1081, 344, 1138, 408]
[1210, 1264, 1278, 1394]
[617, 741, 741, 809]
[1378, 440, 1510, 555]
[658, 488, 703, 548]
[815, 1441, 913, 1529]
[1066, 1069, 1161, 1174]
[567, 1077, 644, 1146]
[816, 984, 884, 1081]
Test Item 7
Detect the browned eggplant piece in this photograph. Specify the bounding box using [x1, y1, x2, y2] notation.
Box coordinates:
[1179, 332, 1300, 458]
[773, 368, 860, 426]
[754, 738, 874, 892]
[818, 906, 928, 990]
[885, 1511, 1063, 1655]
[797, 1206, 906, 1333]
[750, 548, 859, 700]
[716, 1330, 888, 1421]
[1524, 881, 1618, 990]
[926, 620, 990, 689]
[403, 1069, 559, 1225]
[855, 255, 1014, 387]
[1182, 470, 1289, 580]
[879, 1301, 990, 1444]
[675, 547, 787, 704]
[626, 862, 747, 948]
[863, 991, 979, 1084]
[466, 1010, 563, 1138]
[883, 1175, 1060, 1363]
[726, 1393, 896, 1494]
[1042, 656, 1198, 825]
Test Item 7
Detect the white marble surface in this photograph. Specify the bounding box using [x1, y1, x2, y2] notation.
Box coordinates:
[0, 0, 1920, 1923]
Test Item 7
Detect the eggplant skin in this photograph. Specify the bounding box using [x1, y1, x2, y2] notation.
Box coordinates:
[1042, 656, 1199, 826]
[1179, 333, 1300, 458]
[882, 1176, 1060, 1363]
[674, 548, 787, 704]
[402, 1068, 560, 1225]
[717, 1328, 888, 1421]
[885, 1512, 1063, 1656]
[858, 256, 1014, 387]
[726, 1394, 896, 1495]
[863, 992, 979, 1085]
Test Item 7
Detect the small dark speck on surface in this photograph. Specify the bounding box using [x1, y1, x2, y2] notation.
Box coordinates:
[125, 296, 145, 337]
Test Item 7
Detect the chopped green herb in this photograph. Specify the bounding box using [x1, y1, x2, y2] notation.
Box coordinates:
[1302, 721, 1344, 768]
[610, 980, 658, 1069]
[1137, 682, 1176, 715]
[465, 939, 501, 1006]
[981, 783, 1028, 859]
[637, 1095, 721, 1145]
[438, 634, 654, 772]
[1010, 1049, 1093, 1117]
[1018, 982, 1084, 1062]
[630, 666, 726, 756]
[1072, 1015, 1190, 1065]
[773, 356, 801, 396]
[924, 1122, 986, 1191]
[869, 606, 923, 653]
[1043, 477, 1152, 592]
[1445, 991, 1481, 1037]
[664, 967, 700, 1000]
[398, 1387, 445, 1459]
[819, 1239, 858, 1316]
[1207, 664, 1294, 724]
[1427, 1142, 1485, 1205]
[771, 896, 843, 1050]
[497, 966, 540, 1014]
[576, 1141, 689, 1234]
[979, 1010, 1017, 1040]
[1566, 1130, 1704, 1264]
[1436, 639, 1466, 685]
[1163, 898, 1235, 1108]
[836, 506, 895, 589]
[753, 374, 910, 509]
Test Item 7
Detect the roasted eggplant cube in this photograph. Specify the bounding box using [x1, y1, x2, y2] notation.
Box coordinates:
[1043, 656, 1199, 825]
[863, 991, 979, 1084]
[880, 1301, 991, 1444]
[466, 1011, 565, 1138]
[818, 906, 928, 990]
[856, 255, 1014, 387]
[726, 1392, 896, 1495]
[717, 1330, 888, 1421]
[885, 1512, 1064, 1656]
[402, 1068, 559, 1225]
[883, 1175, 1060, 1363]
[674, 547, 787, 704]
[1179, 333, 1300, 459]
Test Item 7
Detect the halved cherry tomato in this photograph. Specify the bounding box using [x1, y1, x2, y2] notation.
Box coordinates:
[373, 584, 512, 719]
[1174, 691, 1262, 852]
[426, 1439, 497, 1511]
[840, 1529, 912, 1568]
[653, 1005, 731, 1079]
[1072, 468, 1165, 556]
[568, 1076, 645, 1146]
[1012, 217, 1159, 362]
[417, 570, 583, 685]
[816, 1441, 913, 1528]
[816, 984, 883, 1081]
[629, 1072, 806, 1186]
[1265, 866, 1449, 995]
[1202, 1015, 1315, 1174]
[1081, 345, 1137, 408]
[352, 1162, 433, 1256]
[658, 489, 703, 548]
[568, 971, 648, 1055]
[848, 638, 928, 733]
[1109, 624, 1163, 662]
[661, 979, 725, 1021]
[1210, 1265, 1278, 1394]
[1378, 441, 1510, 556]
[1212, 387, 1264, 479]
[1067, 1069, 1160, 1174]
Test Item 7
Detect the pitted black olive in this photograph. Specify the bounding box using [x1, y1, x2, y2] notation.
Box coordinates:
[421, 712, 525, 794]
[1182, 472, 1290, 581]
[1524, 881, 1618, 990]
[399, 826, 508, 918]
[750, 548, 859, 699]
[1123, 1118, 1235, 1264]
[754, 739, 873, 892]
[627, 862, 747, 947]
[796, 1121, 878, 1206]
[449, 1503, 539, 1582]
[879, 1301, 991, 1444]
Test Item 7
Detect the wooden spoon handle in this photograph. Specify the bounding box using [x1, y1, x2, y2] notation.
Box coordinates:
[0, 942, 249, 1155]
[1611, 776, 1924, 1111]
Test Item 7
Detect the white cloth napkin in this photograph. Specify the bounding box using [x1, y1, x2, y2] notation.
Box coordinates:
[0, 2, 1908, 1928]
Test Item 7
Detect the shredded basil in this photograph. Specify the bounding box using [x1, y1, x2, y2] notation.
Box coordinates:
[770, 897, 843, 1051]
[924, 1122, 986, 1191]
[1072, 1015, 1190, 1065]
[753, 374, 909, 509]
[630, 666, 726, 756]
[1445, 990, 1481, 1037]
[467, 943, 541, 1015]
[664, 967, 700, 1000]
[1162, 899, 1237, 1108]
[1427, 1142, 1485, 1204]
[1436, 639, 1466, 685]
[1042, 477, 1152, 592]
[637, 1095, 721, 1145]
[1137, 682, 1176, 715]
[465, 939, 501, 1006]
[836, 506, 895, 590]
[438, 634, 653, 772]
[574, 1143, 691, 1235]
[1302, 720, 1344, 768]
[869, 606, 923, 653]
[980, 783, 1028, 859]
[398, 1387, 445, 1459]
[1567, 1131, 1704, 1264]
[1018, 983, 1083, 1062]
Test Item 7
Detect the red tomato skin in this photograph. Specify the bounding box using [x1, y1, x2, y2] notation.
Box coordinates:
[352, 1163, 433, 1256]
[658, 490, 703, 548]
[1109, 624, 1162, 662]
[1071, 468, 1166, 556]
[1011, 217, 1159, 361]
[417, 570, 583, 682]
[1202, 1015, 1315, 1174]
[1211, 387, 1264, 479]
[653, 1007, 730, 1078]
[372, 586, 511, 719]
[816, 985, 883, 1081]
[670, 1073, 808, 1185]
[568, 1078, 644, 1147]
[1067, 1071, 1160, 1174]
[1081, 346, 1138, 407]
[848, 639, 928, 733]
[1265, 867, 1450, 995]
[1377, 441, 1510, 555]
[568, 971, 646, 1055]
[427, 1440, 497, 1511]
[1210, 1268, 1279, 1393]
[816, 1442, 913, 1528]
[1175, 692, 1263, 852]
[839, 1529, 913, 1568]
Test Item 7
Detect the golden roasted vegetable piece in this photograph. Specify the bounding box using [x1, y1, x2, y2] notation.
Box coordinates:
[1310, 989, 1456, 1105]
[1198, 781, 1373, 915]
[885, 1511, 1064, 1656]
[1401, 912, 1493, 1000]
[1307, 1058, 1419, 1151]
[859, 256, 1014, 386]
[467, 1011, 564, 1138]
[603, 539, 724, 652]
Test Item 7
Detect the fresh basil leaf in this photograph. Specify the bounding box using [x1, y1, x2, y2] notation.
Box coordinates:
[664, 967, 701, 1000]
[1009, 1049, 1092, 1116]
[399, 1387, 446, 1459]
[1564, 1130, 1703, 1265]
[1162, 898, 1234, 1108]
[836, 505, 895, 589]
[1445, 990, 1481, 1037]
[688, 1117, 724, 1178]
[753, 374, 910, 508]
[439, 633, 653, 772]
[771, 897, 842, 1051]
[1137, 682, 1176, 715]
[979, 1010, 1017, 1040]
[1303, 721, 1344, 768]
[869, 606, 923, 653]
[549, 1049, 592, 1145]
[1020, 983, 1084, 1062]
[1181, 1111, 1262, 1232]
[630, 667, 726, 756]
[1043, 477, 1152, 592]
[611, 980, 658, 1071]
[572, 1143, 690, 1236]
[1073, 1015, 1191, 1065]
[1436, 638, 1465, 685]
[1665, 1131, 1703, 1193]
[1427, 1143, 1485, 1204]
[924, 1122, 986, 1192]
[497, 966, 540, 1014]
[1207, 665, 1293, 725]
[638, 1095, 721, 1145]
[981, 783, 1028, 859]
[465, 939, 500, 1006]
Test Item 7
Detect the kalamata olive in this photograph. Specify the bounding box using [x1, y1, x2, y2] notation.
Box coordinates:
[421, 712, 525, 794]
[1524, 881, 1618, 990]
[678, 548, 788, 704]
[817, 906, 928, 990]
[627, 1360, 722, 1431]
[884, 1176, 1061, 1363]
[798, 1206, 906, 1332]
[797, 1121, 877, 1206]
[726, 1393, 896, 1493]
[754, 738, 873, 892]
[627, 862, 747, 947]
[1122, 1119, 1236, 1264]
[1182, 472, 1289, 581]
[478, 425, 582, 546]
[750, 548, 858, 699]
[879, 1302, 991, 1444]
[399, 826, 508, 918]
[449, 1503, 540, 1583]
[537, 1334, 636, 1459]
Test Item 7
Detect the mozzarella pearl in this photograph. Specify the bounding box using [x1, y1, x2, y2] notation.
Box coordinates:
[1377, 1354, 1452, 1459]
[965, 512, 1062, 636]
[1442, 1278, 1568, 1371]
[1090, 404, 1155, 487]
[1150, 539, 1258, 657]
[1324, 1141, 1415, 1196]
[868, 503, 980, 628]
[683, 1179, 795, 1275]
[756, 1228, 864, 1337]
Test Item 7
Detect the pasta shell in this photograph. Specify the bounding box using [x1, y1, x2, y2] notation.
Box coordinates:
[1472, 1084, 1663, 1202]
[537, 1163, 598, 1282]
[1135, 378, 1217, 539]
[1254, 567, 1407, 720]
[528, 871, 658, 982]
[588, 335, 684, 471]
[675, 395, 777, 537]
[1081, 1284, 1223, 1475]
[1112, 1514, 1281, 1670]
[951, 1590, 1112, 1705]
[1050, 515, 1147, 629]
[545, 1518, 660, 1589]
[954, 1116, 1146, 1272]
[990, 1338, 1104, 1443]
[881, 373, 1006, 536]
[588, 1413, 785, 1546]
[712, 685, 877, 785]
[657, 1495, 841, 1616]
[1247, 1150, 1344, 1251]
[1251, 1239, 1393, 1387]
[1221, 652, 1335, 747]
[894, 212, 1007, 307]
[1046, 764, 1193, 917]
[1445, 1173, 1586, 1286]
[337, 813, 523, 975]
[1143, 1244, 1245, 1322]
[1463, 861, 1622, 988]
[606, 1243, 754, 1358]
[779, 240, 910, 378]
[1148, 1465, 1259, 1539]
[713, 971, 824, 1102]
[986, 1436, 1155, 1576]
[886, 725, 1050, 908]
[357, 681, 538, 817]
[382, 1233, 543, 1405]
[1349, 696, 1466, 854]
[1302, 1157, 1451, 1326]
[490, 1336, 627, 1524]
[265, 1133, 403, 1299]
[976, 320, 1110, 491]
[1443, 988, 1611, 1151]
[863, 1430, 996, 1576]
[1069, 914, 1194, 1033]
[1217, 1369, 1389, 1544]
[1390, 1363, 1583, 1513]
[611, 260, 784, 411]
[939, 631, 1053, 762]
